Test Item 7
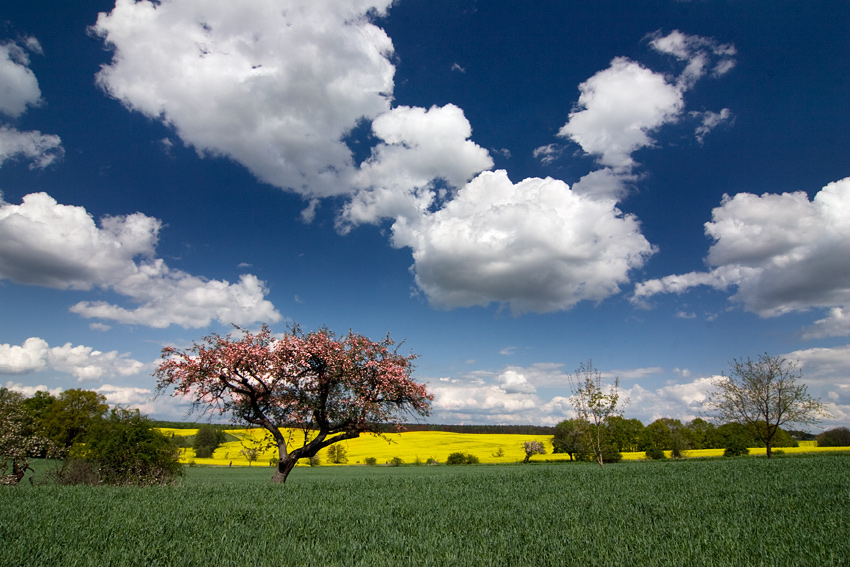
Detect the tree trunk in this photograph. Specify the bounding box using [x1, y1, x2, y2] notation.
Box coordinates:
[272, 455, 297, 483]
[765, 443, 773, 459]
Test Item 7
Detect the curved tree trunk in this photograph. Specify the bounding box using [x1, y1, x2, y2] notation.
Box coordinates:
[272, 455, 298, 483]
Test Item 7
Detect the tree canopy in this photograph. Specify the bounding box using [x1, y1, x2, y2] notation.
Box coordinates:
[704, 354, 828, 458]
[155, 325, 432, 482]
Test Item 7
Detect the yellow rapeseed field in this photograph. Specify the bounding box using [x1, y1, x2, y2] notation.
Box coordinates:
[160, 428, 843, 467]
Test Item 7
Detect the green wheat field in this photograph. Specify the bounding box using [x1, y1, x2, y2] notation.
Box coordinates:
[2, 453, 849, 566]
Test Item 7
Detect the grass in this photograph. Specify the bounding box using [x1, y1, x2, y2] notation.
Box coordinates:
[3, 453, 849, 566]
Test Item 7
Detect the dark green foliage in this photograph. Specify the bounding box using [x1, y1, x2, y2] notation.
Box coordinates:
[364, 457, 377, 466]
[40, 389, 108, 448]
[600, 445, 622, 463]
[551, 418, 590, 461]
[4, 455, 849, 566]
[388, 456, 404, 467]
[605, 416, 644, 452]
[445, 452, 478, 465]
[723, 437, 750, 457]
[64, 407, 183, 486]
[192, 424, 225, 458]
[817, 427, 850, 447]
[645, 445, 666, 460]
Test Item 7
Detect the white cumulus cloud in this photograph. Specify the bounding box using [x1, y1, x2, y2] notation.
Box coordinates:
[340, 104, 493, 229]
[0, 192, 281, 328]
[390, 170, 656, 314]
[634, 177, 850, 335]
[0, 37, 63, 169]
[0, 337, 144, 381]
[92, 0, 396, 199]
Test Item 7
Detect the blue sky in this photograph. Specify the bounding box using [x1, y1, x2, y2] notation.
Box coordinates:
[1, 0, 848, 428]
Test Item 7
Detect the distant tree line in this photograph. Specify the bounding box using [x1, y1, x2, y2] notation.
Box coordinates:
[398, 424, 556, 435]
[552, 416, 809, 462]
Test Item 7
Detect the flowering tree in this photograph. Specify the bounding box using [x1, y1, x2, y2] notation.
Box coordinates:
[522, 440, 545, 463]
[0, 388, 62, 485]
[155, 325, 433, 483]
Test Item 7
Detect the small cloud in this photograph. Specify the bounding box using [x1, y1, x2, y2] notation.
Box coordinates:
[237, 262, 252, 269]
[676, 311, 696, 319]
[492, 148, 511, 159]
[498, 369, 536, 394]
[692, 108, 733, 144]
[294, 295, 304, 304]
[499, 346, 516, 356]
[451, 63, 466, 73]
[674, 367, 692, 378]
[89, 322, 112, 331]
[532, 143, 564, 165]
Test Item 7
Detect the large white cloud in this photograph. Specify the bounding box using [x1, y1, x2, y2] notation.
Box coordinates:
[550, 31, 735, 197]
[92, 0, 396, 199]
[634, 177, 850, 335]
[0, 337, 144, 381]
[339, 104, 493, 229]
[0, 37, 64, 169]
[557, 56, 684, 169]
[0, 192, 281, 328]
[390, 170, 656, 313]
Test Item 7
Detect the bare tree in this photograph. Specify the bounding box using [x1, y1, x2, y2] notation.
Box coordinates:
[568, 360, 626, 468]
[704, 354, 828, 459]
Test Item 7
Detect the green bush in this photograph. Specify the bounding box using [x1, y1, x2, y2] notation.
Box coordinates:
[723, 438, 750, 457]
[192, 424, 225, 458]
[816, 427, 850, 447]
[65, 407, 183, 486]
[645, 445, 666, 460]
[601, 446, 623, 463]
[446, 452, 478, 465]
[388, 456, 404, 467]
[364, 456, 377, 466]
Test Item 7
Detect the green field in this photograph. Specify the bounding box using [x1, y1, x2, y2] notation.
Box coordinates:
[3, 454, 849, 566]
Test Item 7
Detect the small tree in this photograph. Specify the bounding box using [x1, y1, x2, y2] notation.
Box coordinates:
[193, 424, 225, 458]
[241, 447, 259, 466]
[522, 440, 545, 463]
[552, 418, 590, 461]
[326, 443, 348, 464]
[704, 354, 828, 459]
[41, 389, 108, 449]
[155, 325, 433, 483]
[568, 360, 627, 468]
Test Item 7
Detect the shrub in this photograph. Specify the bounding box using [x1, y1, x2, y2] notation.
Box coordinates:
[388, 456, 404, 467]
[601, 446, 623, 463]
[645, 445, 666, 460]
[446, 452, 478, 465]
[308, 455, 321, 466]
[364, 456, 377, 466]
[724, 438, 749, 457]
[66, 407, 183, 486]
[816, 427, 850, 447]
